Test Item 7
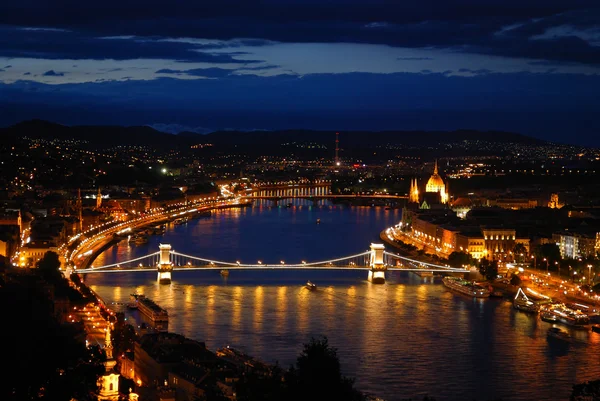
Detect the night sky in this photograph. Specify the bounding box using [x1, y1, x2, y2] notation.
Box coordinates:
[1, 1, 599, 145]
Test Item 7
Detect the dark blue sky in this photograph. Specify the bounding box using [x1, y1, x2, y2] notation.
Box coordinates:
[1, 1, 599, 145]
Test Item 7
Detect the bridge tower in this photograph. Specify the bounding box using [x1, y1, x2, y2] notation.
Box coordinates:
[157, 244, 173, 284]
[368, 243, 386, 284]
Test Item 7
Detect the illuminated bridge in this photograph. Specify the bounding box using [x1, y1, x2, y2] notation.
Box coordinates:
[245, 185, 408, 203]
[75, 243, 469, 284]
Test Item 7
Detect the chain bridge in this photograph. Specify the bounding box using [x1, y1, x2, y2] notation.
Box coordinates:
[75, 243, 469, 284]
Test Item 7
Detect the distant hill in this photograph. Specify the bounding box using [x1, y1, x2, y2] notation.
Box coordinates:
[199, 128, 546, 147]
[1, 119, 189, 148]
[1, 119, 549, 153]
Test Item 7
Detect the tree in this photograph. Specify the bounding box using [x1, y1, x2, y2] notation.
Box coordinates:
[286, 336, 365, 401]
[513, 243, 527, 263]
[533, 243, 561, 266]
[112, 312, 139, 357]
[1, 271, 104, 400]
[36, 251, 63, 283]
[447, 251, 474, 268]
[571, 379, 600, 400]
[510, 273, 522, 286]
[478, 259, 499, 281]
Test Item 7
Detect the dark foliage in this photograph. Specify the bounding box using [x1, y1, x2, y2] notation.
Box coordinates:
[1, 270, 104, 400]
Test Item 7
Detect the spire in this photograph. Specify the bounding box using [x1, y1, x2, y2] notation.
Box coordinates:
[105, 326, 113, 360]
[96, 187, 102, 209]
[434, 160, 438, 175]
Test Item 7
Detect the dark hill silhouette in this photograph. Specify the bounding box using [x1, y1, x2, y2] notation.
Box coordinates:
[1, 120, 548, 151]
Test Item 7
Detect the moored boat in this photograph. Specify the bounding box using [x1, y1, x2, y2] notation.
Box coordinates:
[513, 288, 539, 313]
[133, 294, 169, 332]
[442, 276, 490, 298]
[541, 303, 589, 327]
[127, 293, 139, 309]
[547, 327, 571, 343]
[132, 233, 149, 245]
[305, 281, 317, 291]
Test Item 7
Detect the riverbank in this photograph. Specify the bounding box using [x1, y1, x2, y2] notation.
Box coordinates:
[71, 200, 251, 270]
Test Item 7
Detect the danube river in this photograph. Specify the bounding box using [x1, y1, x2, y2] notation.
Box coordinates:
[86, 201, 600, 401]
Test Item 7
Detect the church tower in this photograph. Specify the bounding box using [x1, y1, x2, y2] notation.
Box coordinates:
[97, 326, 120, 401]
[409, 178, 419, 204]
[96, 187, 103, 210]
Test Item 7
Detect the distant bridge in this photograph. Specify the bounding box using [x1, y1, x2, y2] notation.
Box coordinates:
[74, 243, 468, 284]
[245, 184, 407, 203]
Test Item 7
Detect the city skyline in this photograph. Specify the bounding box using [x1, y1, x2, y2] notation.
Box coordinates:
[1, 1, 599, 145]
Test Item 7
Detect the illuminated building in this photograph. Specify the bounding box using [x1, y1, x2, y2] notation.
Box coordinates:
[98, 326, 120, 401]
[425, 160, 448, 204]
[548, 193, 564, 209]
[409, 178, 419, 203]
[555, 231, 597, 259]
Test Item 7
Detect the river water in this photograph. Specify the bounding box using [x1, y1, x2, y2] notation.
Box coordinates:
[86, 200, 600, 401]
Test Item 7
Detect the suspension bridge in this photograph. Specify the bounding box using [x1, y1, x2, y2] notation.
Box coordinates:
[75, 243, 470, 284]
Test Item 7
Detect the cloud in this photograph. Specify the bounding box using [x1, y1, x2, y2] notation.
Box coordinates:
[0, 25, 265, 63]
[42, 70, 65, 76]
[397, 57, 433, 61]
[23, 72, 30, 75]
[156, 67, 234, 78]
[1, 3, 599, 65]
[458, 68, 492, 75]
[4, 65, 11, 68]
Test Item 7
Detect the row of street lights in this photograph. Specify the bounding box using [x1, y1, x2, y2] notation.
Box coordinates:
[532, 255, 594, 285]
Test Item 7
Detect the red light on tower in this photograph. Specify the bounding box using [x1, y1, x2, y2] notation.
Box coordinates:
[335, 132, 340, 166]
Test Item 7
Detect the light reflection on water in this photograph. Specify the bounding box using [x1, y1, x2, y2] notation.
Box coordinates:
[85, 203, 600, 401]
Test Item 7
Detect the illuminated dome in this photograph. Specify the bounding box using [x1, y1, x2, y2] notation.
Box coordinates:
[425, 160, 448, 204]
[426, 174, 445, 190]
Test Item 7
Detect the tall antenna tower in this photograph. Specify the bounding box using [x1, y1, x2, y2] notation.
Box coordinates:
[335, 132, 340, 166]
[77, 188, 83, 233]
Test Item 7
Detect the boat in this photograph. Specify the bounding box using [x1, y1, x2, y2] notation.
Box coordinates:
[591, 324, 600, 333]
[131, 294, 169, 332]
[305, 281, 317, 291]
[127, 294, 139, 309]
[442, 276, 490, 298]
[541, 310, 558, 323]
[173, 217, 188, 225]
[541, 303, 590, 327]
[490, 290, 504, 298]
[316, 218, 321, 224]
[132, 233, 149, 245]
[286, 203, 293, 208]
[513, 288, 540, 313]
[547, 327, 571, 343]
[220, 269, 229, 277]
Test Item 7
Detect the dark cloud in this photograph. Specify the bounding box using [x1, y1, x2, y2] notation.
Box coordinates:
[236, 64, 279, 71]
[4, 65, 11, 68]
[23, 72, 30, 75]
[0, 2, 598, 65]
[458, 68, 492, 75]
[0, 25, 264, 63]
[397, 57, 433, 61]
[42, 70, 65, 76]
[156, 67, 234, 78]
[156, 65, 277, 77]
